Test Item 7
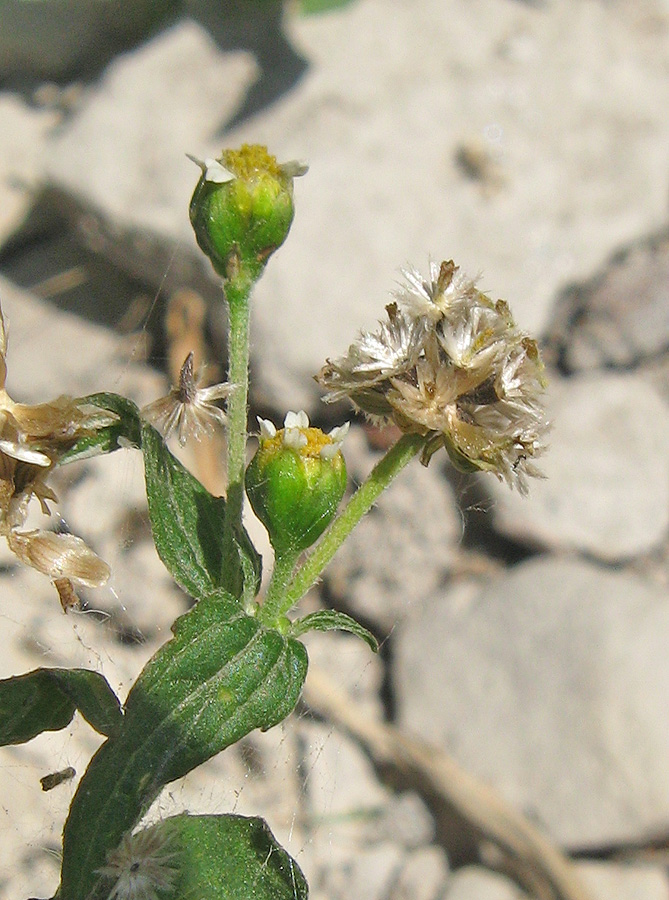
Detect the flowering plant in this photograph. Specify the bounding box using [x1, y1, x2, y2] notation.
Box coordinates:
[0, 144, 548, 900]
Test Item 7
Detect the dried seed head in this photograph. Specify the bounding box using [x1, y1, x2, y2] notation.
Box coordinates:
[0, 302, 115, 595]
[7, 529, 111, 587]
[97, 825, 179, 900]
[141, 352, 233, 446]
[317, 261, 549, 493]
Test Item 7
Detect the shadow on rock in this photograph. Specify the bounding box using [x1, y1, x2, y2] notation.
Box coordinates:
[0, 0, 308, 132]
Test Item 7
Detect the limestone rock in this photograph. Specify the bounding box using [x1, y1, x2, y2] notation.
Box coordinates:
[394, 557, 669, 848]
[445, 866, 522, 900]
[0, 95, 58, 247]
[492, 373, 669, 561]
[544, 227, 669, 372]
[576, 861, 669, 900]
[388, 846, 450, 900]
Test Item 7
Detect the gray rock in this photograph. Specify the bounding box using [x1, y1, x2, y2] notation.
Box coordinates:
[311, 842, 406, 900]
[576, 861, 669, 900]
[492, 372, 669, 561]
[394, 557, 669, 849]
[0, 95, 58, 247]
[0, 274, 164, 406]
[299, 629, 386, 721]
[299, 719, 391, 822]
[325, 428, 461, 632]
[445, 866, 522, 900]
[0, 0, 178, 85]
[388, 846, 450, 900]
[377, 791, 437, 849]
[544, 227, 669, 372]
[296, 719, 407, 900]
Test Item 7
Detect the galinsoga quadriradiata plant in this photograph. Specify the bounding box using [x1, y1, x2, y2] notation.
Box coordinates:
[0, 144, 549, 900]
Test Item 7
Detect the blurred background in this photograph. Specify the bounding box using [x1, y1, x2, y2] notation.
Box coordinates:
[1, 2, 669, 899]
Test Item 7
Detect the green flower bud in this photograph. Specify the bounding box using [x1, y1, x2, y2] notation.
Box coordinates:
[188, 144, 307, 280]
[246, 411, 348, 556]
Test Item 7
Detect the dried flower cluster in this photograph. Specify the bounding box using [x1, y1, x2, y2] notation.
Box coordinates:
[317, 260, 548, 493]
[0, 305, 115, 602]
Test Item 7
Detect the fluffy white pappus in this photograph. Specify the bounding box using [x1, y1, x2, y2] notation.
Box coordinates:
[97, 826, 179, 900]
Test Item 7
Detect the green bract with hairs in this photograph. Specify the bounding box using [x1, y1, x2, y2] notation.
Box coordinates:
[246, 411, 349, 556]
[188, 143, 307, 280]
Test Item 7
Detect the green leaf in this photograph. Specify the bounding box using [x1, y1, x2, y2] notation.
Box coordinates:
[58, 392, 142, 464]
[290, 610, 378, 651]
[230, 519, 263, 607]
[95, 814, 308, 900]
[60, 594, 308, 900]
[298, 0, 356, 14]
[0, 667, 123, 746]
[141, 421, 261, 601]
[172, 814, 308, 900]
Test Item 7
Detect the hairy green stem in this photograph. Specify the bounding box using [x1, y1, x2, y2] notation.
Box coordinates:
[223, 272, 253, 543]
[276, 432, 426, 617]
[259, 547, 301, 626]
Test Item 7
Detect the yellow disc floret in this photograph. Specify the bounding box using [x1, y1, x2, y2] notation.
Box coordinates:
[222, 144, 282, 181]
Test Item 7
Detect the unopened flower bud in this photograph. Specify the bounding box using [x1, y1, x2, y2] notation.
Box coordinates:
[246, 412, 348, 555]
[188, 144, 307, 280]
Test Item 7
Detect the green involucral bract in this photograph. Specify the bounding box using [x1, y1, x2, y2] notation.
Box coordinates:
[246, 432, 347, 556]
[189, 144, 298, 280]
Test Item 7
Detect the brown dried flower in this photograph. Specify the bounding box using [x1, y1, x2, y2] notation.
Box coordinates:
[140, 352, 233, 446]
[316, 260, 548, 493]
[0, 304, 116, 602]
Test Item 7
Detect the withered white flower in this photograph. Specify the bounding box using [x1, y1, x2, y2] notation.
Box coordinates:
[395, 259, 480, 322]
[7, 529, 111, 588]
[97, 825, 179, 900]
[141, 352, 233, 446]
[317, 260, 549, 494]
[0, 303, 115, 600]
[316, 304, 426, 421]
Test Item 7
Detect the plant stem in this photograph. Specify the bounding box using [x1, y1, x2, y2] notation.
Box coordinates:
[276, 432, 426, 617]
[259, 547, 301, 626]
[223, 270, 253, 543]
